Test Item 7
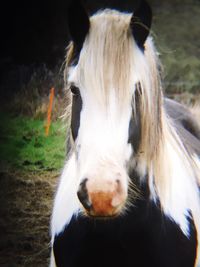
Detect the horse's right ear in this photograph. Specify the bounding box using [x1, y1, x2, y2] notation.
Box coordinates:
[130, 0, 152, 50]
[67, 0, 90, 51]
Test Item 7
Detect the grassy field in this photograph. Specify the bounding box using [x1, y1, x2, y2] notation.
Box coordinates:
[0, 113, 67, 266]
[0, 112, 67, 173]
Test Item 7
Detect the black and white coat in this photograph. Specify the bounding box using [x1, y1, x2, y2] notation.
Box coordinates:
[50, 1, 200, 266]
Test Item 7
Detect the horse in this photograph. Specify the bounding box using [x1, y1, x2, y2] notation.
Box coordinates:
[49, 1, 200, 266]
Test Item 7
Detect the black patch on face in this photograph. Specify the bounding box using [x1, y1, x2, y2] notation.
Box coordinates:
[71, 86, 82, 141]
[128, 85, 141, 153]
[53, 181, 197, 267]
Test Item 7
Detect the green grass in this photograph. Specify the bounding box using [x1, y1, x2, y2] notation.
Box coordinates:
[0, 112, 67, 172]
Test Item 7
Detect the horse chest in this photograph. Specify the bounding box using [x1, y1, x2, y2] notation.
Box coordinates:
[53, 200, 197, 267]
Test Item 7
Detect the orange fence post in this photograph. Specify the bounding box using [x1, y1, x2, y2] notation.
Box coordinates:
[45, 87, 55, 136]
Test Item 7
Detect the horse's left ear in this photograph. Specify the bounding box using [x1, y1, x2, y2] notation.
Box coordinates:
[67, 0, 90, 51]
[130, 0, 152, 50]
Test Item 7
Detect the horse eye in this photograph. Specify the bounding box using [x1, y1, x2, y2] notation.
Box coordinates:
[70, 85, 80, 96]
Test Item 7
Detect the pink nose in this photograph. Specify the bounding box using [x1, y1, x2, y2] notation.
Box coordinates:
[77, 178, 126, 217]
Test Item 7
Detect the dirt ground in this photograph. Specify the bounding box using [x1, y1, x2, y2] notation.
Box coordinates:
[0, 170, 58, 267]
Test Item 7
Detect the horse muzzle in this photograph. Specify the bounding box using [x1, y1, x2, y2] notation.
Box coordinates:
[77, 176, 127, 217]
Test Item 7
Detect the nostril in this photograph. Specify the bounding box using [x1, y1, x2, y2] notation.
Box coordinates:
[77, 178, 92, 211]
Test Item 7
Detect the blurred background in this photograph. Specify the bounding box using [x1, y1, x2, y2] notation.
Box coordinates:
[0, 0, 199, 266]
[1, 0, 200, 100]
